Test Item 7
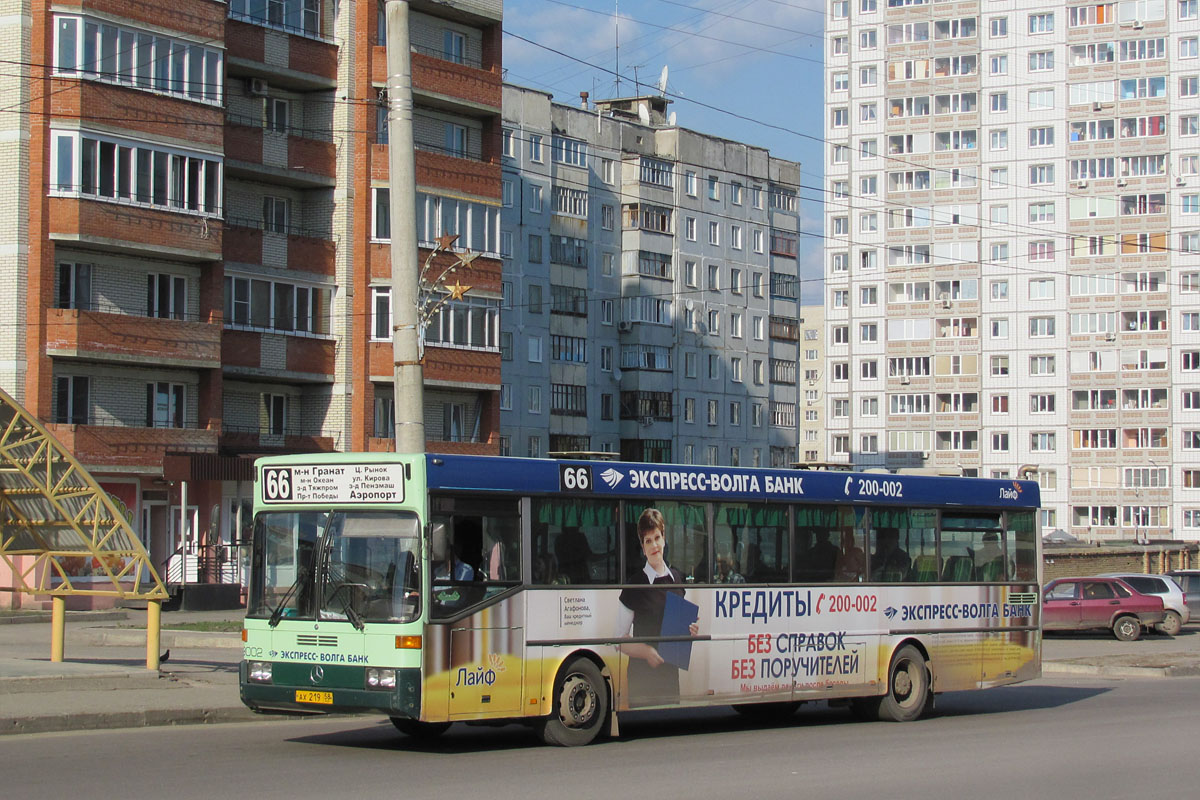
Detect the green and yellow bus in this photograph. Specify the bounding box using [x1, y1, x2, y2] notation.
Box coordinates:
[240, 453, 1042, 746]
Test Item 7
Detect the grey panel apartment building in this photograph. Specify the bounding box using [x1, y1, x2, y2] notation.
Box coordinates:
[500, 85, 805, 467]
[825, 0, 1200, 540]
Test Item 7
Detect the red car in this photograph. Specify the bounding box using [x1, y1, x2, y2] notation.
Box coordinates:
[1042, 577, 1166, 641]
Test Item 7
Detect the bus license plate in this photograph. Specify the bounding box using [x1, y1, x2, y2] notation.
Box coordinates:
[295, 690, 333, 705]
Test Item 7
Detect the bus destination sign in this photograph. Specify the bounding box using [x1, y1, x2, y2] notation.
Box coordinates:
[260, 464, 407, 505]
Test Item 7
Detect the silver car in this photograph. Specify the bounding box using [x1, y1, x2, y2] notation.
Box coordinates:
[1099, 573, 1190, 635]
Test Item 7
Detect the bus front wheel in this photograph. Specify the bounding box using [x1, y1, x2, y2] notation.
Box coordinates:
[390, 718, 452, 739]
[877, 645, 929, 722]
[539, 657, 608, 747]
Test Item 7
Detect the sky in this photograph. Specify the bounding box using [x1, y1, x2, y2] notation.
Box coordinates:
[500, 0, 828, 301]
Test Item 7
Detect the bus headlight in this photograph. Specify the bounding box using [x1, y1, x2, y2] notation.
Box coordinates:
[366, 668, 396, 689]
[247, 661, 273, 683]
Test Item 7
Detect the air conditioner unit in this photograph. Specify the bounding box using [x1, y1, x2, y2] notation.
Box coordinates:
[1105, 332, 1117, 341]
[1133, 19, 1144, 29]
[1116, 178, 1127, 187]
[1178, 176, 1187, 186]
[1077, 180, 1089, 189]
[900, 376, 911, 385]
[248, 78, 269, 97]
[1092, 102, 1103, 112]
[941, 299, 952, 309]
[639, 416, 655, 427]
[617, 320, 633, 332]
[806, 399, 815, 406]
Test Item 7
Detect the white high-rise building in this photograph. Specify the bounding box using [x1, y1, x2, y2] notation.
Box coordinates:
[825, 0, 1200, 541]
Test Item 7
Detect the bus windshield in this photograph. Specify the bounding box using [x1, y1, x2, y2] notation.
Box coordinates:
[249, 510, 421, 625]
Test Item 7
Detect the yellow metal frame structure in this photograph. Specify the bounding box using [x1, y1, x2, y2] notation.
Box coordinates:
[0, 387, 167, 667]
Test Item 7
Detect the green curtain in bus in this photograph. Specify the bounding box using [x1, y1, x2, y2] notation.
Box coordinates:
[536, 500, 615, 527]
[718, 505, 787, 528]
[624, 502, 706, 529]
[872, 507, 937, 529]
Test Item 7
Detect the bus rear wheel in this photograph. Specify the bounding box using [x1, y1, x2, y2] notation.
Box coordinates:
[876, 645, 930, 723]
[539, 657, 608, 747]
[390, 718, 452, 739]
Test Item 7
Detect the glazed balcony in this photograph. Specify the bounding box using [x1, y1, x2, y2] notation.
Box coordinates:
[46, 309, 221, 368]
[48, 198, 222, 262]
[48, 423, 218, 470]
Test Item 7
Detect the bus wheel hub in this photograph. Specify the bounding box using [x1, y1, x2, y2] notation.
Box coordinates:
[560, 674, 597, 728]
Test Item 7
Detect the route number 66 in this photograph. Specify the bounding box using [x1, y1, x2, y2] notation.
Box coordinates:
[559, 465, 592, 492]
[263, 467, 293, 501]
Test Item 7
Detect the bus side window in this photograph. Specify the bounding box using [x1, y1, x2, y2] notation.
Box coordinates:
[532, 498, 619, 585]
[625, 501, 708, 583]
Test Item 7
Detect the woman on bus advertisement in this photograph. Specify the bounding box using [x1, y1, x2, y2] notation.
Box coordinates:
[615, 508, 700, 707]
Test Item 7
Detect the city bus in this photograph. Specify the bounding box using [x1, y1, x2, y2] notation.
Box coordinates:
[240, 453, 1042, 746]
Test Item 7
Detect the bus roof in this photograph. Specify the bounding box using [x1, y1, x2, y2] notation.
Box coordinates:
[421, 454, 1041, 509]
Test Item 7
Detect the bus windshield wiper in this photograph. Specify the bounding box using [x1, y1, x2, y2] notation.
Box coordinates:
[268, 566, 308, 628]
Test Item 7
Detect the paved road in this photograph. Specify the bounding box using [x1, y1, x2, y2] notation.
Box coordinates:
[3, 674, 1198, 800]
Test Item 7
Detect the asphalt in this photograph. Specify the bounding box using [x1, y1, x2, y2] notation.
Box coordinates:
[2, 608, 1199, 737]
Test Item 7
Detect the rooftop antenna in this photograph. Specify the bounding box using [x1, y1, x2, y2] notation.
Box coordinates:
[631, 64, 645, 97]
[614, 1, 621, 97]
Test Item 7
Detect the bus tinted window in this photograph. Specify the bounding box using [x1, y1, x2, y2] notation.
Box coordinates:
[940, 513, 1003, 582]
[1007, 510, 1038, 582]
[429, 495, 521, 617]
[869, 508, 937, 582]
[531, 498, 619, 584]
[794, 505, 849, 583]
[713, 503, 789, 583]
[625, 502, 708, 583]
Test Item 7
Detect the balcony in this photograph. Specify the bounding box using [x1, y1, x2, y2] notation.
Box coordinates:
[223, 219, 336, 275]
[220, 428, 336, 455]
[48, 423, 218, 470]
[49, 198, 222, 262]
[222, 330, 336, 379]
[413, 147, 501, 202]
[224, 19, 338, 89]
[46, 309, 221, 368]
[224, 117, 336, 188]
[423, 346, 501, 388]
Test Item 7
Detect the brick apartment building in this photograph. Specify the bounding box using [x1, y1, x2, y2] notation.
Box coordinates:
[0, 0, 503, 597]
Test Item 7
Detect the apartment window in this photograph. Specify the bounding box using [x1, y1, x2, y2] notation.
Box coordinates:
[991, 92, 1008, 112]
[1028, 51, 1054, 71]
[51, 131, 222, 216]
[708, 221, 720, 245]
[147, 273, 186, 320]
[990, 55, 1008, 75]
[57, 262, 92, 310]
[861, 103, 877, 122]
[990, 17, 1008, 37]
[990, 129, 1008, 150]
[146, 381, 185, 428]
[707, 175, 719, 201]
[527, 385, 541, 414]
[528, 134, 542, 162]
[53, 16, 224, 103]
[265, 98, 288, 132]
[1029, 127, 1054, 147]
[263, 393, 287, 437]
[263, 195, 289, 233]
[832, 71, 848, 91]
[1028, 12, 1054, 32]
[55, 376, 89, 424]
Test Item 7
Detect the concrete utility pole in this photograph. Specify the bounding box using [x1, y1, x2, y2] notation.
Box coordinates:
[384, 0, 425, 453]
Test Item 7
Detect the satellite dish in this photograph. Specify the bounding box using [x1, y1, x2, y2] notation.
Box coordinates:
[613, 367, 623, 380]
[685, 298, 694, 310]
[668, 112, 677, 126]
[657, 65, 669, 95]
[637, 104, 650, 126]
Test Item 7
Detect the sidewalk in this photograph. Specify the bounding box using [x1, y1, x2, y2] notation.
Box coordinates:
[2, 610, 1198, 736]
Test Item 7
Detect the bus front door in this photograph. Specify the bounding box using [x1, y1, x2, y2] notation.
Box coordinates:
[444, 598, 526, 719]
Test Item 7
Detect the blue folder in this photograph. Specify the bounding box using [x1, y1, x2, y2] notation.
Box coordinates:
[657, 592, 700, 670]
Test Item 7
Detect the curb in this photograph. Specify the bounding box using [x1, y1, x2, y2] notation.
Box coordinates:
[1043, 661, 1200, 678]
[0, 706, 266, 736]
[0, 671, 165, 694]
[0, 612, 131, 626]
[75, 628, 242, 649]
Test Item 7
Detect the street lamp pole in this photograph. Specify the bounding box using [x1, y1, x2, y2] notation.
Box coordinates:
[384, 0, 424, 453]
